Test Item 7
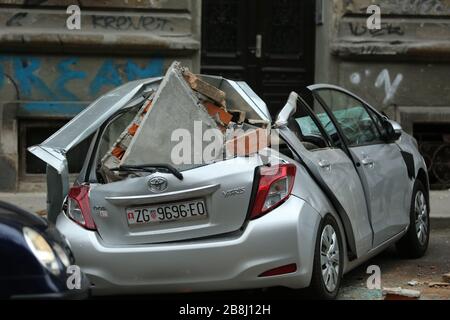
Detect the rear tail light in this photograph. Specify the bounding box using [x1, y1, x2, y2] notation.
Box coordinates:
[65, 185, 96, 230]
[250, 164, 296, 219]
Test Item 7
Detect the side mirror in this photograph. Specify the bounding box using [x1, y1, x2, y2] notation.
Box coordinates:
[383, 119, 402, 141]
[275, 91, 298, 128]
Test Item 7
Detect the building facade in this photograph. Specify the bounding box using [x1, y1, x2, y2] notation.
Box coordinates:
[0, 0, 201, 191]
[316, 0, 450, 189]
[0, 0, 449, 191]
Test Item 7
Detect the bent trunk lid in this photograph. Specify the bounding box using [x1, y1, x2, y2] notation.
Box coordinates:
[28, 78, 162, 221]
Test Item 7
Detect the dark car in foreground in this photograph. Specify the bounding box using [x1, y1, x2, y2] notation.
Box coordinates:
[0, 201, 89, 299]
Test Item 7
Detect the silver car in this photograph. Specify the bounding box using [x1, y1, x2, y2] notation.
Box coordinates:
[30, 76, 429, 299]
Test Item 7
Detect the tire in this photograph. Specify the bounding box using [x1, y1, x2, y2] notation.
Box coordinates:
[308, 214, 344, 300]
[396, 180, 430, 258]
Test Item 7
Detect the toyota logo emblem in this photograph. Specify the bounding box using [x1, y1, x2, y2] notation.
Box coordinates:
[148, 176, 168, 193]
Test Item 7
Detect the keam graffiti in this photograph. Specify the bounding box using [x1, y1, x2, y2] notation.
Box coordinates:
[0, 55, 164, 102]
[350, 69, 403, 105]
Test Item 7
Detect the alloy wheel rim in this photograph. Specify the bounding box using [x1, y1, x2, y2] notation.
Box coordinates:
[320, 224, 340, 292]
[415, 190, 428, 246]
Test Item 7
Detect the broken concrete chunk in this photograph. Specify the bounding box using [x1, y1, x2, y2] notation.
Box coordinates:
[225, 127, 269, 157]
[407, 280, 419, 286]
[428, 282, 450, 288]
[443, 273, 450, 283]
[382, 287, 421, 300]
[183, 70, 227, 107]
[120, 61, 222, 170]
[98, 61, 271, 182]
[248, 119, 270, 127]
[204, 102, 233, 126]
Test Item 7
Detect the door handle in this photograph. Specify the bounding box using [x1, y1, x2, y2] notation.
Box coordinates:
[318, 159, 331, 170]
[255, 34, 262, 58]
[361, 157, 375, 168]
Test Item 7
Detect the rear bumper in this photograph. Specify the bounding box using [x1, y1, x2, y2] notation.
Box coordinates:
[56, 196, 321, 296]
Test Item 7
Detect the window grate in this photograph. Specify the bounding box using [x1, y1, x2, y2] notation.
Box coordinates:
[19, 120, 92, 177]
[413, 123, 450, 190]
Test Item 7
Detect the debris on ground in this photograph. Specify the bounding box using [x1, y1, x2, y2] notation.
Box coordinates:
[98, 61, 270, 183]
[407, 280, 419, 286]
[35, 209, 47, 217]
[443, 273, 450, 283]
[428, 282, 450, 288]
[382, 287, 421, 300]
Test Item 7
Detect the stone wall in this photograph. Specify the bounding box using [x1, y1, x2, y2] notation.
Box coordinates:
[317, 0, 450, 113]
[0, 0, 201, 191]
[315, 0, 450, 188]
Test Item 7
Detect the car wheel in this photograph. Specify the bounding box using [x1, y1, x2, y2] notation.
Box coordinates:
[308, 214, 343, 300]
[396, 180, 430, 258]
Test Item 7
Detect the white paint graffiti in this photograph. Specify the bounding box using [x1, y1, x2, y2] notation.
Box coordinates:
[350, 72, 361, 85]
[374, 69, 403, 104]
[349, 69, 403, 105]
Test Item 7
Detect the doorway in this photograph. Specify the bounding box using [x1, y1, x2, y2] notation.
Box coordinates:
[201, 0, 316, 116]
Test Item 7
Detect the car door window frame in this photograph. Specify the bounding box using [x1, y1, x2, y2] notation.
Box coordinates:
[295, 89, 355, 163]
[310, 87, 387, 148]
[290, 95, 337, 152]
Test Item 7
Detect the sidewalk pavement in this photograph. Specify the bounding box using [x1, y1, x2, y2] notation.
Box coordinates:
[430, 190, 450, 228]
[1, 190, 450, 221]
[0, 192, 47, 216]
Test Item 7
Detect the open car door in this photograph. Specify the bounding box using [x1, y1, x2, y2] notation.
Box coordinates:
[278, 90, 373, 259]
[309, 84, 411, 247]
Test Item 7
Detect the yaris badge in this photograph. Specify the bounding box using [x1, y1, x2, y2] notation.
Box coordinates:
[148, 176, 168, 193]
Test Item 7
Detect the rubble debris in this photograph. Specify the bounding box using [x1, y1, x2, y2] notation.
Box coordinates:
[36, 209, 47, 217]
[120, 62, 222, 170]
[428, 282, 450, 288]
[101, 98, 155, 182]
[443, 273, 450, 283]
[98, 61, 270, 183]
[229, 110, 246, 124]
[225, 127, 269, 157]
[183, 70, 227, 107]
[204, 101, 233, 127]
[382, 287, 421, 300]
[407, 280, 419, 286]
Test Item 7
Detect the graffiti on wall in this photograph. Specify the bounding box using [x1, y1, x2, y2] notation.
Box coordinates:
[0, 55, 164, 114]
[351, 0, 448, 15]
[92, 15, 174, 31]
[384, 0, 447, 15]
[349, 22, 405, 37]
[350, 69, 404, 105]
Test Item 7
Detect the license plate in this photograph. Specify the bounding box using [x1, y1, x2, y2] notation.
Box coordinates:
[126, 199, 207, 225]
